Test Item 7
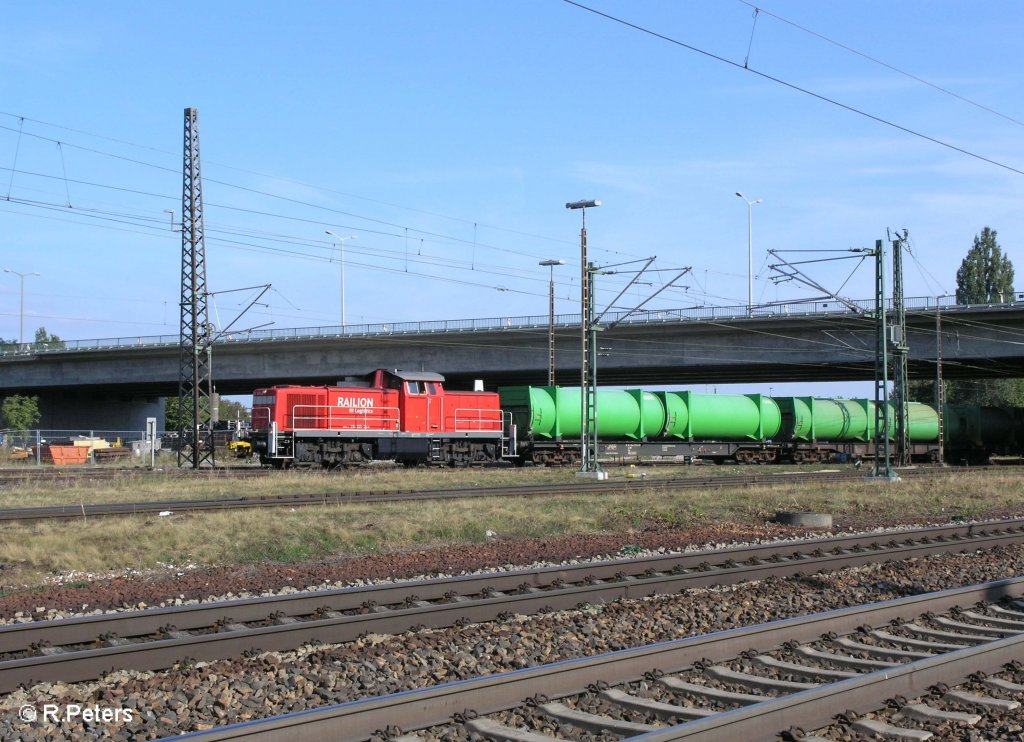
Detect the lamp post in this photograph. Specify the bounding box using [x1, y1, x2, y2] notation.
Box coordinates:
[735, 192, 762, 315]
[539, 259, 565, 386]
[565, 199, 605, 479]
[3, 268, 41, 346]
[324, 231, 357, 331]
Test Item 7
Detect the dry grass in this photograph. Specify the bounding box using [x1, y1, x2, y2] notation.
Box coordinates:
[0, 464, 577, 509]
[2, 466, 1023, 591]
[0, 461, 834, 509]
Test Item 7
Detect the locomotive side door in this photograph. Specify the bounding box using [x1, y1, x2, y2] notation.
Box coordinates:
[402, 381, 428, 432]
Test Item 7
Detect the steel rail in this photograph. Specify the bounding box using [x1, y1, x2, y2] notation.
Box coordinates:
[633, 633, 1024, 741]
[0, 465, 1004, 522]
[0, 466, 266, 489]
[161, 577, 1024, 741]
[3, 519, 1023, 693]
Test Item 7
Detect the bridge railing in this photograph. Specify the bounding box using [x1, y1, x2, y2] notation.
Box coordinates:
[2, 294, 1020, 357]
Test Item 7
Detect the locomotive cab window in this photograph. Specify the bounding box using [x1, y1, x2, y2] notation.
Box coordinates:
[406, 381, 423, 395]
[426, 382, 439, 395]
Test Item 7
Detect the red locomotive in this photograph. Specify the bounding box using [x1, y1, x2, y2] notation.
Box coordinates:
[249, 368, 514, 468]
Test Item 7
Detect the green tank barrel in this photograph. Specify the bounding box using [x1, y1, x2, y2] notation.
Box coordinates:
[668, 392, 781, 441]
[810, 399, 871, 441]
[634, 390, 668, 440]
[500, 386, 942, 446]
[656, 391, 689, 439]
[774, 397, 813, 441]
[498, 386, 558, 439]
[774, 397, 935, 443]
[498, 386, 666, 440]
[907, 402, 939, 441]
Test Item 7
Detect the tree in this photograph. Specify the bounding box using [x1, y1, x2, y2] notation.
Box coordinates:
[164, 397, 194, 432]
[930, 227, 1024, 406]
[1, 395, 41, 431]
[165, 396, 233, 431]
[33, 326, 65, 350]
[909, 377, 1024, 407]
[219, 398, 251, 423]
[955, 227, 1015, 304]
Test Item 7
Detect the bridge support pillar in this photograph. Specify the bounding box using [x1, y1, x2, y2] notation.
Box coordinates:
[34, 392, 165, 434]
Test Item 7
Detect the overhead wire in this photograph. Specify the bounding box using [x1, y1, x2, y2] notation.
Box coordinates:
[2, 184, 667, 323]
[1, 198, 564, 318]
[736, 0, 1024, 129]
[0, 187, 577, 301]
[0, 111, 583, 249]
[0, 117, 645, 265]
[562, 0, 1024, 177]
[0, 114, 793, 324]
[0, 160, 654, 301]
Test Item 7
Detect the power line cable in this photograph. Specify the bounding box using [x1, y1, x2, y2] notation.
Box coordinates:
[0, 111, 581, 248]
[0, 116, 648, 263]
[2, 187, 592, 296]
[736, 0, 1024, 129]
[562, 0, 1024, 177]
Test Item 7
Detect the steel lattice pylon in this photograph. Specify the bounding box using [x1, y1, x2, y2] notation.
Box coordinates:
[891, 230, 911, 466]
[177, 107, 215, 468]
[871, 239, 894, 479]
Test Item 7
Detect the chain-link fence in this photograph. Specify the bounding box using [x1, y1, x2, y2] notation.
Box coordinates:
[0, 427, 253, 466]
[0, 428, 169, 466]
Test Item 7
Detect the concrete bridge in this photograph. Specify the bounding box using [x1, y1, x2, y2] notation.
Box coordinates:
[2, 296, 1023, 429]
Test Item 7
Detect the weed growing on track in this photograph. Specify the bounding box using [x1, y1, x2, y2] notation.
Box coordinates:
[0, 466, 1022, 589]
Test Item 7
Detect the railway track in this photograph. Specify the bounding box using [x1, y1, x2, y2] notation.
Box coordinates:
[166, 577, 1024, 741]
[0, 465, 266, 488]
[0, 466, 1005, 523]
[3, 518, 1023, 694]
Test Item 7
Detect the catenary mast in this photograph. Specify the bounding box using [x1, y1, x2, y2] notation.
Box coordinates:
[177, 107, 215, 468]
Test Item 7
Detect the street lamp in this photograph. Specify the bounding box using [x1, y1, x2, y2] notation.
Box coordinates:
[324, 231, 357, 331]
[3, 268, 41, 346]
[539, 259, 565, 386]
[565, 199, 605, 479]
[735, 192, 762, 315]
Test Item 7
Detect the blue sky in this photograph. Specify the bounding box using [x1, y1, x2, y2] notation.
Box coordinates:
[2, 1, 1022, 395]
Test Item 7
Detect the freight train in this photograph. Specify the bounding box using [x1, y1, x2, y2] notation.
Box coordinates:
[502, 385, 1020, 466]
[247, 368, 1023, 468]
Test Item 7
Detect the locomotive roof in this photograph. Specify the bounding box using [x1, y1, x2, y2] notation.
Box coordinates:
[387, 369, 446, 383]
